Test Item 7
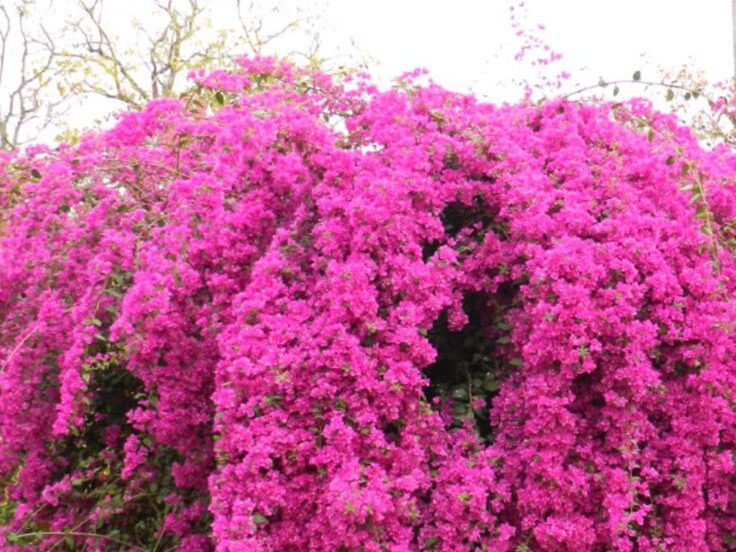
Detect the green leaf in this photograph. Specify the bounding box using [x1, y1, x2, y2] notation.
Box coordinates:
[632, 70, 641, 81]
[264, 394, 283, 407]
[214, 91, 225, 105]
[424, 536, 439, 550]
[666, 88, 674, 101]
[457, 491, 471, 502]
[253, 513, 268, 525]
[450, 386, 468, 400]
[613, 85, 620, 96]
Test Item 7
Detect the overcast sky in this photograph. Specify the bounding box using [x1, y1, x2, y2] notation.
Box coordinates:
[5, 0, 734, 143]
[326, 0, 732, 99]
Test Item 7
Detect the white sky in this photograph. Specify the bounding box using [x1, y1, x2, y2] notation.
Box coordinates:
[326, 0, 732, 99]
[3, 0, 734, 143]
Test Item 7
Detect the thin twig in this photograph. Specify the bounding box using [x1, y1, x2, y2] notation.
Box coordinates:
[11, 530, 145, 550]
[564, 79, 702, 100]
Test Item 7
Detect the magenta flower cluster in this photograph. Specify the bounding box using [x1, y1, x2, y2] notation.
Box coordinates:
[1, 58, 736, 551]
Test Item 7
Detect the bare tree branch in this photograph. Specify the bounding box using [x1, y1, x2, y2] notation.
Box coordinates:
[0, 2, 64, 150]
[0, 0, 346, 150]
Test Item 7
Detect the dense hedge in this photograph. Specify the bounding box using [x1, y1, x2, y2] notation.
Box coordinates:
[2, 58, 736, 551]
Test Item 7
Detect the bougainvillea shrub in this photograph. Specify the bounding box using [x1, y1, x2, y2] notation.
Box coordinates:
[2, 57, 736, 551]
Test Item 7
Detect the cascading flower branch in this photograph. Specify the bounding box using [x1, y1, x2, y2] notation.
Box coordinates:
[1, 57, 736, 551]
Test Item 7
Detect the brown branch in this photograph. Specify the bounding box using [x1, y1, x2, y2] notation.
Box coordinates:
[0, 3, 64, 149]
[10, 530, 145, 551]
[563, 78, 703, 100]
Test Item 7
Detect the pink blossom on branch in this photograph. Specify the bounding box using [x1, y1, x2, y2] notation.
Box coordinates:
[0, 57, 735, 551]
